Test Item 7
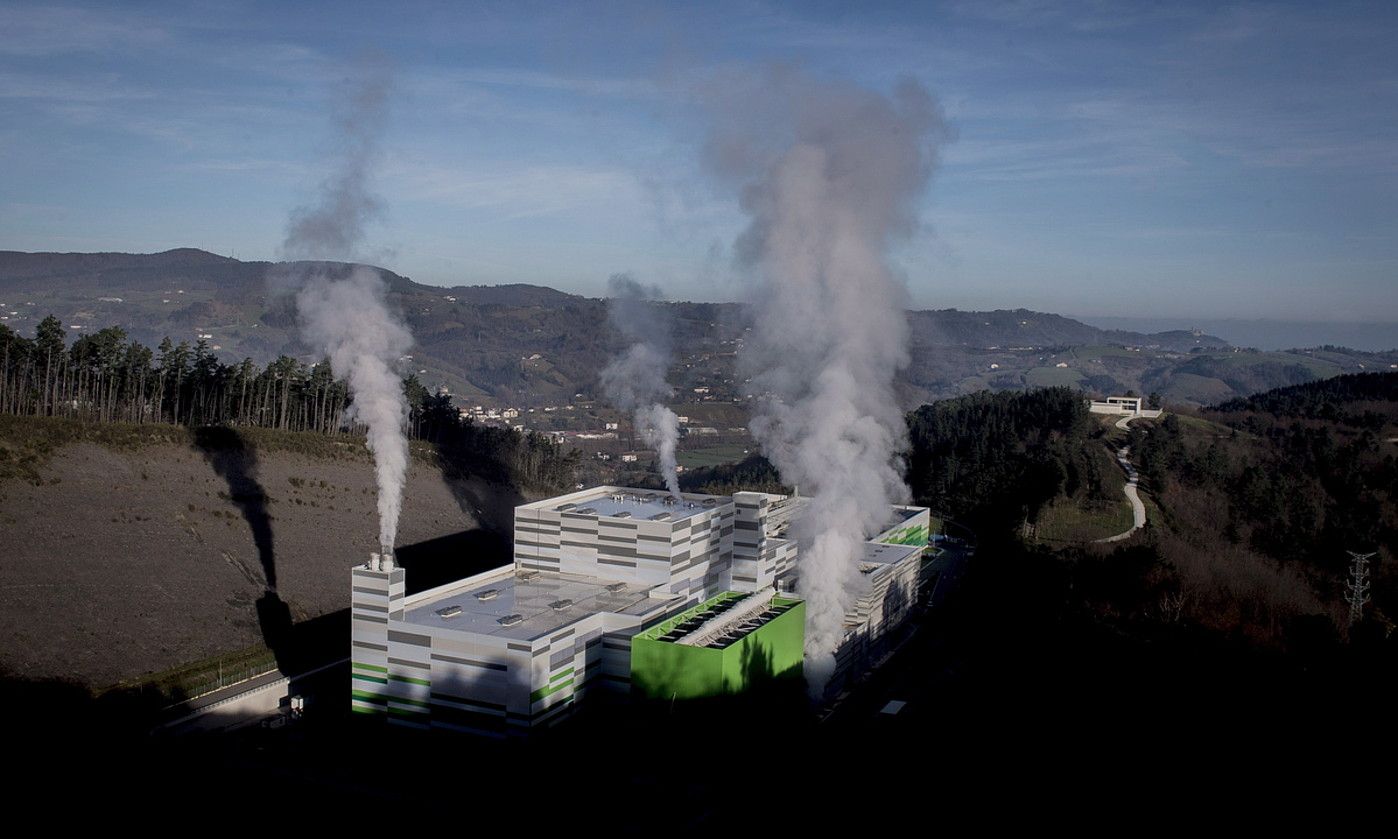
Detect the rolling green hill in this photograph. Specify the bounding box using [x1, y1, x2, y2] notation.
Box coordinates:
[4, 249, 1394, 408]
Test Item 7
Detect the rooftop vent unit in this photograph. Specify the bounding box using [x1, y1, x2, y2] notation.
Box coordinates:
[605, 582, 627, 593]
[556, 503, 577, 512]
[859, 563, 880, 575]
[435, 605, 462, 619]
[475, 589, 500, 601]
[663, 496, 678, 506]
[649, 512, 671, 521]
[613, 511, 632, 519]
[517, 570, 540, 581]
[496, 614, 524, 627]
[702, 498, 717, 507]
[575, 507, 597, 515]
[549, 599, 574, 611]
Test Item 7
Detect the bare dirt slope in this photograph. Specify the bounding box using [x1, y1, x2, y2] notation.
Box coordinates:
[0, 437, 505, 688]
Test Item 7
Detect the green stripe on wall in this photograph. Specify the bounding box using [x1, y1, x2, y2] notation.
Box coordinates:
[353, 673, 388, 685]
[351, 690, 387, 704]
[389, 674, 431, 687]
[530, 678, 574, 703]
[352, 662, 388, 673]
[550, 667, 574, 683]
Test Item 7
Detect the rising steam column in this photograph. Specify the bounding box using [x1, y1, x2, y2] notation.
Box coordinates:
[350, 548, 405, 715]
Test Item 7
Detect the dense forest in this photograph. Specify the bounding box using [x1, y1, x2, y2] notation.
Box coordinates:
[0, 315, 577, 492]
[1212, 370, 1398, 428]
[904, 387, 1110, 533]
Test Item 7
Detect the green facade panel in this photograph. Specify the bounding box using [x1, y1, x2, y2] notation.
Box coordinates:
[631, 595, 806, 700]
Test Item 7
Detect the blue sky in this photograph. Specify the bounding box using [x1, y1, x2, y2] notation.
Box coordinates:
[1, 1, 1395, 320]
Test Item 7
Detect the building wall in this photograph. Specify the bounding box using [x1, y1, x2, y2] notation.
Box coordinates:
[631, 595, 806, 700]
[350, 565, 402, 717]
[351, 572, 641, 735]
[829, 550, 923, 697]
[875, 508, 931, 548]
[515, 498, 734, 607]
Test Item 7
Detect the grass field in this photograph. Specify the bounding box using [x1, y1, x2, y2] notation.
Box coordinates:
[677, 443, 751, 469]
[1034, 442, 1134, 542]
[1034, 495, 1135, 543]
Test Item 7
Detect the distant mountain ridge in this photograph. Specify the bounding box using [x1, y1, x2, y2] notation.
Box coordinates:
[3, 248, 1393, 407]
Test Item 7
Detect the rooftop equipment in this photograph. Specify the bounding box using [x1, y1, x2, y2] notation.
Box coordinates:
[435, 605, 462, 619]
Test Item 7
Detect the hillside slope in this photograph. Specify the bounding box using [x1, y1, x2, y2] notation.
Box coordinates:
[0, 417, 523, 687]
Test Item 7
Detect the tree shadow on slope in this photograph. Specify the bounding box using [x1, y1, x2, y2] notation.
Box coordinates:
[394, 530, 511, 596]
[396, 433, 538, 596]
[193, 426, 292, 670]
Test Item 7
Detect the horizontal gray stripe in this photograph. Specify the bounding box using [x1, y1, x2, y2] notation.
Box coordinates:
[430, 652, 508, 671]
[388, 630, 430, 647]
[354, 613, 388, 625]
[389, 656, 430, 670]
[430, 693, 507, 711]
[353, 640, 388, 652]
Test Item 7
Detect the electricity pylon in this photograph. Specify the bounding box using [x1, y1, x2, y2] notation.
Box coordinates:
[1345, 551, 1376, 628]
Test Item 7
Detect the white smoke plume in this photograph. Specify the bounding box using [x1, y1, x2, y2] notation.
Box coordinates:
[702, 68, 948, 692]
[599, 274, 682, 497]
[296, 268, 412, 548]
[274, 60, 413, 549]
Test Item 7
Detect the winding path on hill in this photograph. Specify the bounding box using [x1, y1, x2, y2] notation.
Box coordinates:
[1096, 415, 1147, 543]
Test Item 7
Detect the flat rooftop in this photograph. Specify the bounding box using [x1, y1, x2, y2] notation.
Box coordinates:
[403, 569, 672, 642]
[861, 542, 924, 568]
[886, 506, 923, 526]
[519, 486, 730, 523]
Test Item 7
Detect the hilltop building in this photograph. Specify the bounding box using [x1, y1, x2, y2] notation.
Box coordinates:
[350, 486, 930, 735]
[1089, 395, 1163, 417]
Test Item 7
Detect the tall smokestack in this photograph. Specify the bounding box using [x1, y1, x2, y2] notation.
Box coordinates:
[700, 67, 948, 694]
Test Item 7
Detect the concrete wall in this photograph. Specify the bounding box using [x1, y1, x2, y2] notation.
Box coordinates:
[515, 499, 734, 607]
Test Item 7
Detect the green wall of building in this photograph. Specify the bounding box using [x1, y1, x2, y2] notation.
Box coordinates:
[631, 594, 806, 700]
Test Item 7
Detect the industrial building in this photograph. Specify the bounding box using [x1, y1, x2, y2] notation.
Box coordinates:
[351, 486, 930, 735]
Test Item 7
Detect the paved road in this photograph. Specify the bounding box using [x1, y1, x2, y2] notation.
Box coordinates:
[1096, 416, 1146, 543]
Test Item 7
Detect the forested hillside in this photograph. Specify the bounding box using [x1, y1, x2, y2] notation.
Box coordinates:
[905, 388, 1107, 533]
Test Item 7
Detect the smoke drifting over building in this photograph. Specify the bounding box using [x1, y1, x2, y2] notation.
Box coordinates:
[273, 61, 412, 550]
[599, 274, 682, 497]
[703, 67, 949, 691]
